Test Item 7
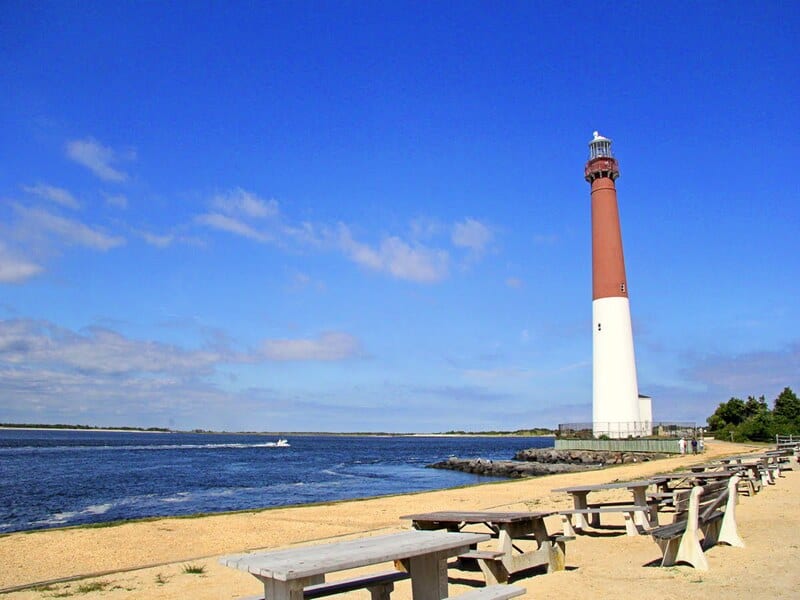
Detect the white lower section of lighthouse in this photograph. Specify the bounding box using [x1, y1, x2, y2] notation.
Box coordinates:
[592, 296, 641, 438]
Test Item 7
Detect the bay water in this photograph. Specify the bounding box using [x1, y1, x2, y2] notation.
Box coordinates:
[0, 429, 553, 533]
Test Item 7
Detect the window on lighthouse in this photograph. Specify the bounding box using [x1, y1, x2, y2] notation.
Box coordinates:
[620, 283, 626, 293]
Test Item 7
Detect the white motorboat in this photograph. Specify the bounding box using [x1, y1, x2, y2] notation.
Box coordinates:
[265, 438, 290, 447]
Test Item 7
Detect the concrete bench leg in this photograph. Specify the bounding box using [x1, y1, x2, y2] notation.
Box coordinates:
[676, 530, 709, 570]
[367, 583, 395, 600]
[658, 530, 707, 570]
[476, 559, 509, 586]
[547, 539, 566, 573]
[560, 514, 577, 537]
[622, 512, 639, 536]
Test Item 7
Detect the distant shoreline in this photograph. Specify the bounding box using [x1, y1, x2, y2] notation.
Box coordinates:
[0, 426, 555, 437]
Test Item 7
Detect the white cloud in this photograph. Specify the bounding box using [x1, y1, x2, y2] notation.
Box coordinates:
[15, 205, 124, 250]
[0, 319, 224, 376]
[0, 319, 372, 430]
[288, 271, 326, 292]
[65, 138, 130, 182]
[410, 217, 442, 240]
[506, 277, 523, 289]
[452, 218, 492, 252]
[103, 193, 128, 209]
[336, 224, 449, 283]
[212, 188, 279, 219]
[0, 243, 42, 283]
[685, 344, 800, 395]
[140, 231, 174, 248]
[262, 331, 361, 361]
[21, 183, 80, 209]
[196, 212, 272, 243]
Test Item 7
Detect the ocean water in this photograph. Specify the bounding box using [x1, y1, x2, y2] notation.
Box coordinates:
[0, 429, 553, 533]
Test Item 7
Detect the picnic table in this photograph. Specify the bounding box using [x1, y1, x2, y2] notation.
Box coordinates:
[652, 470, 736, 491]
[400, 510, 568, 584]
[221, 530, 489, 600]
[551, 479, 656, 533]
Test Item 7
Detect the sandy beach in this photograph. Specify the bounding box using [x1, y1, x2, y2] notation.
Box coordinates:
[1, 439, 797, 599]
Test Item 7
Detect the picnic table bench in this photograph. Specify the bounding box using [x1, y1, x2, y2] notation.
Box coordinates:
[649, 475, 743, 570]
[552, 479, 658, 536]
[401, 510, 571, 584]
[719, 453, 787, 482]
[221, 530, 491, 600]
[649, 471, 738, 511]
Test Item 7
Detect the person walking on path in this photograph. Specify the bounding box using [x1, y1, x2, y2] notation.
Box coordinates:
[691, 438, 698, 454]
[678, 437, 687, 455]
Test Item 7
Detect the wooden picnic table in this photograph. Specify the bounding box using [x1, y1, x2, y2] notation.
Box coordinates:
[652, 470, 736, 491]
[400, 511, 567, 584]
[220, 530, 489, 600]
[551, 479, 656, 531]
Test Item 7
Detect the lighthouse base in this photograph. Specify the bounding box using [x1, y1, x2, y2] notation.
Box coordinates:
[592, 296, 642, 438]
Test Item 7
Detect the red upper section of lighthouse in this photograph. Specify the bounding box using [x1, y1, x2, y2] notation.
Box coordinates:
[585, 156, 620, 182]
[587, 132, 628, 301]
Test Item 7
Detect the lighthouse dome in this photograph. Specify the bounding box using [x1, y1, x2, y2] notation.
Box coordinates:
[589, 131, 613, 159]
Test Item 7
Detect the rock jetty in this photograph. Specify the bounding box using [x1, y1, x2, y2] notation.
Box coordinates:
[428, 448, 668, 478]
[428, 457, 600, 478]
[514, 448, 668, 465]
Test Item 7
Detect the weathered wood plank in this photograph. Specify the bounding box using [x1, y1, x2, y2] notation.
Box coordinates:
[221, 531, 488, 581]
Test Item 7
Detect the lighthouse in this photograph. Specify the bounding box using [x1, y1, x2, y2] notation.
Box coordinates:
[585, 131, 642, 438]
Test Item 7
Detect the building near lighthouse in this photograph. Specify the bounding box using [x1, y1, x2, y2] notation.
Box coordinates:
[585, 131, 650, 438]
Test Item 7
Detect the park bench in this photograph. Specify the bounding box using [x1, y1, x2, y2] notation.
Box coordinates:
[649, 475, 743, 570]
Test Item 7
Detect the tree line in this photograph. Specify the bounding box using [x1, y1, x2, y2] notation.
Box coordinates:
[706, 386, 799, 442]
[0, 423, 170, 432]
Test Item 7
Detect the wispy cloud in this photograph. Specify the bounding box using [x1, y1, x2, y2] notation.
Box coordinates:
[288, 271, 326, 292]
[684, 343, 800, 396]
[451, 218, 492, 253]
[65, 138, 132, 182]
[262, 331, 361, 361]
[212, 188, 279, 219]
[0, 318, 372, 429]
[506, 277, 523, 289]
[15, 205, 125, 250]
[102, 193, 128, 209]
[191, 190, 491, 284]
[0, 319, 225, 376]
[0, 243, 42, 283]
[336, 224, 449, 283]
[139, 231, 175, 248]
[196, 212, 272, 243]
[195, 188, 279, 242]
[21, 183, 80, 209]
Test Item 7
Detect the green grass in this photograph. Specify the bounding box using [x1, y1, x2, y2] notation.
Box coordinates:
[182, 563, 206, 575]
[76, 581, 110, 594]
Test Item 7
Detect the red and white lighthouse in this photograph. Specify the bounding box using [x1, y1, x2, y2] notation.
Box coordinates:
[585, 132, 642, 437]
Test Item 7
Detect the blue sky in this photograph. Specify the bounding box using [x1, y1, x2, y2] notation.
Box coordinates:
[1, 2, 798, 432]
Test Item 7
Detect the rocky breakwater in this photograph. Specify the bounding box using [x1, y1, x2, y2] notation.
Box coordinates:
[428, 448, 668, 479]
[514, 448, 668, 465]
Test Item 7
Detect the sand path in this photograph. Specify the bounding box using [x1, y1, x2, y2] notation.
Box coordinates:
[1, 440, 797, 599]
